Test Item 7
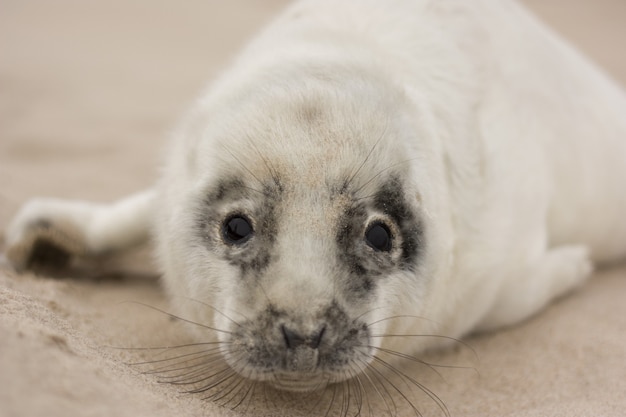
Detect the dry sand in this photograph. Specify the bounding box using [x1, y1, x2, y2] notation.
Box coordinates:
[1, 1, 625, 416]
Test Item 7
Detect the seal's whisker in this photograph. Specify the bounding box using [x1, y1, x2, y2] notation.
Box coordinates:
[263, 378, 279, 412]
[322, 382, 339, 417]
[149, 353, 226, 379]
[239, 183, 270, 197]
[366, 359, 423, 417]
[303, 377, 333, 415]
[120, 301, 234, 335]
[210, 373, 248, 406]
[245, 133, 282, 188]
[345, 121, 389, 192]
[351, 306, 386, 325]
[120, 341, 225, 365]
[370, 333, 478, 360]
[230, 380, 257, 411]
[338, 379, 346, 417]
[128, 343, 223, 366]
[308, 384, 329, 417]
[357, 357, 398, 417]
[347, 369, 364, 417]
[370, 345, 476, 379]
[173, 351, 238, 385]
[185, 366, 238, 393]
[241, 381, 259, 414]
[162, 363, 231, 388]
[352, 193, 377, 202]
[157, 364, 220, 383]
[370, 355, 449, 417]
[342, 371, 353, 417]
[342, 377, 351, 417]
[193, 373, 242, 397]
[222, 368, 257, 408]
[353, 158, 420, 197]
[373, 346, 445, 386]
[260, 379, 271, 412]
[177, 296, 252, 331]
[163, 361, 231, 386]
[366, 314, 437, 327]
[142, 350, 224, 375]
[256, 280, 274, 308]
[349, 364, 371, 417]
[220, 143, 269, 196]
[120, 340, 224, 352]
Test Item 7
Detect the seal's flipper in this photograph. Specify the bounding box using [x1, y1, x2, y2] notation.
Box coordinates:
[5, 190, 154, 272]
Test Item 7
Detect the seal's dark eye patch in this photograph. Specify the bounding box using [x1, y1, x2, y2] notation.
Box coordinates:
[365, 222, 392, 252]
[223, 215, 253, 244]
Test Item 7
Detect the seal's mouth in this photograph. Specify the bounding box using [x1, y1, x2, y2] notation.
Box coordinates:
[270, 371, 330, 392]
[232, 345, 336, 392]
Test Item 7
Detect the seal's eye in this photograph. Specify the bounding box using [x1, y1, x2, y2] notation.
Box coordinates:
[365, 222, 392, 252]
[222, 215, 253, 244]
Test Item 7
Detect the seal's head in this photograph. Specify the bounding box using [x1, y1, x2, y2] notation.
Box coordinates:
[156, 63, 451, 392]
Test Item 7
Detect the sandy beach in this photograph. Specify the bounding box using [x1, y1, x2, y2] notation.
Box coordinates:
[1, 1, 625, 416]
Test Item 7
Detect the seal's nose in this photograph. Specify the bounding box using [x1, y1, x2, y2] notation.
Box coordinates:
[281, 325, 326, 349]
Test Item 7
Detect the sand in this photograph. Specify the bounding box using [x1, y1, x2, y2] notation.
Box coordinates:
[1, 1, 625, 416]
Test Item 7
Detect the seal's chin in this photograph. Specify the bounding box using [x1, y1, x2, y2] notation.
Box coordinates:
[270, 371, 330, 392]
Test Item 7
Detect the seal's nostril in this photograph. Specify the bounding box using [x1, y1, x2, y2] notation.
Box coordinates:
[281, 325, 303, 349]
[311, 325, 326, 349]
[281, 325, 326, 349]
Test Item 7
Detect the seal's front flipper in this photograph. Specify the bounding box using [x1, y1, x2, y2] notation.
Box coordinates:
[5, 190, 155, 272]
[7, 216, 86, 271]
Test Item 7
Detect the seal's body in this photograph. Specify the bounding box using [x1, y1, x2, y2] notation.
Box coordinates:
[6, 0, 626, 392]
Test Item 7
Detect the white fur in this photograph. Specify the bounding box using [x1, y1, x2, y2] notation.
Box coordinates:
[5, 0, 626, 387]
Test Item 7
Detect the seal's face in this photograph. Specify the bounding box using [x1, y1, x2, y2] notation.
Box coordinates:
[198, 170, 423, 391]
[159, 68, 434, 392]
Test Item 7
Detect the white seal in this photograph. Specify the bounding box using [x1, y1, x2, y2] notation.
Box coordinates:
[5, 0, 626, 395]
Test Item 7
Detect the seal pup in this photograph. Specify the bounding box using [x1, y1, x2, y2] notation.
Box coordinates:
[5, 0, 626, 398]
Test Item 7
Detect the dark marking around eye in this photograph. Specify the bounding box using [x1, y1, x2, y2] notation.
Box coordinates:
[335, 175, 423, 295]
[209, 178, 247, 203]
[336, 204, 369, 274]
[372, 175, 422, 268]
[196, 176, 283, 277]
